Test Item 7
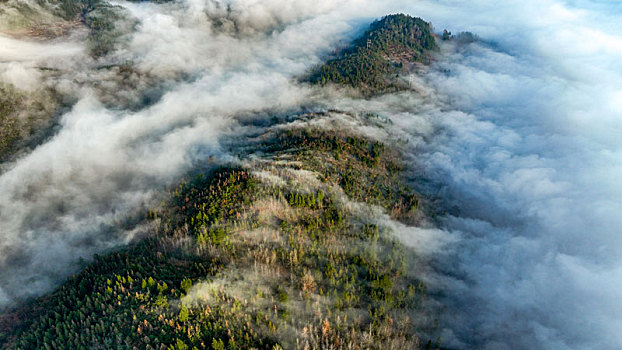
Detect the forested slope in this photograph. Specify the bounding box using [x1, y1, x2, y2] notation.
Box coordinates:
[0, 13, 441, 350]
[309, 14, 437, 93]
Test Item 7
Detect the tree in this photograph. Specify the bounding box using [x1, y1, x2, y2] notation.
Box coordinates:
[442, 29, 452, 40]
[178, 306, 189, 322]
[212, 338, 225, 350]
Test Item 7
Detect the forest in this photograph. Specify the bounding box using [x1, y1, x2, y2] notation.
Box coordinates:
[0, 11, 441, 350]
[309, 14, 437, 93]
[0, 117, 440, 349]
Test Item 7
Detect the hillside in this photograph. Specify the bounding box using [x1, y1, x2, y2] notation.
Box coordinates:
[0, 14, 442, 350]
[0, 0, 172, 162]
[0, 0, 129, 162]
[309, 14, 437, 93]
[0, 82, 59, 162]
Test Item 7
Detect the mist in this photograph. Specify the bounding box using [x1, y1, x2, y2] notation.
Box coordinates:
[0, 0, 351, 305]
[1, 0, 621, 349]
[300, 0, 622, 348]
[0, 0, 407, 308]
[405, 2, 622, 349]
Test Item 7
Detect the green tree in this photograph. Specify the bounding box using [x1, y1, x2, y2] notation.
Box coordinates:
[178, 306, 189, 322]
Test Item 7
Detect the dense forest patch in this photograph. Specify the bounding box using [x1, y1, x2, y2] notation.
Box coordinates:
[0, 122, 439, 349]
[309, 14, 438, 93]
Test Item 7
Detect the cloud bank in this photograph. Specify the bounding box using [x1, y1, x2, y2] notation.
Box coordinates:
[0, 0, 414, 307]
[313, 1, 622, 348]
[365, 1, 622, 349]
[0, 0, 349, 304]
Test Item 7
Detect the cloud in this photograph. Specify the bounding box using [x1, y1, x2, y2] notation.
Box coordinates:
[358, 1, 622, 349]
[0, 34, 85, 92]
[293, 1, 622, 348]
[0, 0, 387, 306]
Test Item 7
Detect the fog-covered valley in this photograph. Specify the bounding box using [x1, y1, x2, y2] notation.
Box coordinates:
[1, 1, 621, 349]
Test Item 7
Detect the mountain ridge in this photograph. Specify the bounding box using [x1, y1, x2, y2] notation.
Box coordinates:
[0, 13, 443, 350]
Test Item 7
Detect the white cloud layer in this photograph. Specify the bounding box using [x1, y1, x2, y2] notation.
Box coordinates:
[373, 1, 622, 349]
